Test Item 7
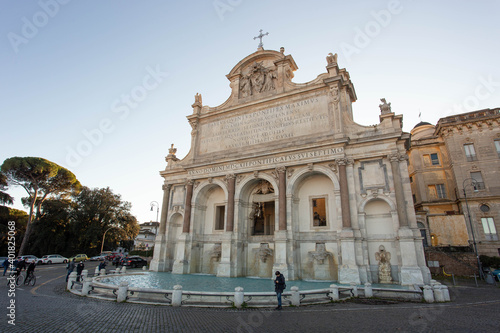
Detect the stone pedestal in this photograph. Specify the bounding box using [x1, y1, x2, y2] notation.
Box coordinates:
[398, 228, 425, 285]
[150, 235, 166, 271]
[172, 285, 183, 307]
[272, 230, 289, 278]
[338, 230, 360, 284]
[217, 233, 234, 277]
[172, 234, 190, 274]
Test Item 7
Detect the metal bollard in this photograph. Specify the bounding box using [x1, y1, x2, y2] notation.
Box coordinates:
[329, 284, 339, 301]
[364, 283, 373, 298]
[291, 286, 300, 306]
[172, 285, 183, 307]
[117, 281, 129, 302]
[234, 287, 244, 308]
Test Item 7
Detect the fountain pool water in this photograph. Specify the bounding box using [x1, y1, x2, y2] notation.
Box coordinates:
[100, 272, 340, 292]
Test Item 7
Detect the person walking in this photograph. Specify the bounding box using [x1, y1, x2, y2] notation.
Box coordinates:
[66, 259, 76, 282]
[274, 271, 286, 310]
[76, 261, 85, 282]
[2, 258, 9, 276]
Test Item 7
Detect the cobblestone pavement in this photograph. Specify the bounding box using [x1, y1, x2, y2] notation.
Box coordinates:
[1, 263, 499, 332]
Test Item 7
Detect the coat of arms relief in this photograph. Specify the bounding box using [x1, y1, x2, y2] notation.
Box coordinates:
[239, 62, 278, 98]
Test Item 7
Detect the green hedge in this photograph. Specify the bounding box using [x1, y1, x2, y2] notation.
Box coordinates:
[129, 249, 154, 257]
[480, 255, 500, 269]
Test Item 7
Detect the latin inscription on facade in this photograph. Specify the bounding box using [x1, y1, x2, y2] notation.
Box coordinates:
[198, 95, 329, 154]
[187, 147, 344, 176]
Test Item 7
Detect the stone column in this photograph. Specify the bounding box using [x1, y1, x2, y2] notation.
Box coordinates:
[273, 166, 290, 277]
[150, 184, 172, 272]
[389, 153, 408, 227]
[278, 167, 287, 231]
[337, 159, 351, 228]
[337, 158, 360, 284]
[182, 180, 194, 233]
[225, 174, 236, 232]
[159, 184, 172, 235]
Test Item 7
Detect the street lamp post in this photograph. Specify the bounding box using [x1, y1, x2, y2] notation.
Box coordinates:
[150, 201, 159, 232]
[462, 178, 485, 280]
[100, 226, 118, 255]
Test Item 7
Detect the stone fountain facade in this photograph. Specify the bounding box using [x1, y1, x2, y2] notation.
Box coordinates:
[150, 47, 430, 285]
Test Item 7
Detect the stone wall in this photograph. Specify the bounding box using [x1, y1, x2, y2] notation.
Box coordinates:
[425, 248, 477, 276]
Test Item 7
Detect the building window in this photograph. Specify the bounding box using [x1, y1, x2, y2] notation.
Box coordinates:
[412, 194, 417, 204]
[417, 222, 428, 247]
[215, 205, 225, 231]
[430, 153, 439, 165]
[436, 184, 447, 199]
[410, 176, 413, 183]
[495, 140, 500, 158]
[481, 217, 498, 241]
[312, 197, 327, 227]
[464, 143, 477, 162]
[470, 171, 486, 190]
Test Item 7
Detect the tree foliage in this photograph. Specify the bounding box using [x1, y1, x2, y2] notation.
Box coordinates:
[71, 187, 139, 256]
[1, 157, 81, 255]
[0, 206, 28, 256]
[0, 172, 14, 205]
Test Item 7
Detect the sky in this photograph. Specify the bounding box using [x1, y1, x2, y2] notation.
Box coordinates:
[1, 0, 499, 223]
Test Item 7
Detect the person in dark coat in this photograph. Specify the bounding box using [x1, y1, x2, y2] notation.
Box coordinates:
[66, 259, 76, 282]
[76, 261, 85, 282]
[274, 271, 286, 310]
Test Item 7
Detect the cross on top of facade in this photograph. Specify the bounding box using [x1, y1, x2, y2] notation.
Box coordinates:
[253, 29, 269, 49]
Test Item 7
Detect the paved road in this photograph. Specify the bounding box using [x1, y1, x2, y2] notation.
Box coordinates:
[1, 262, 499, 332]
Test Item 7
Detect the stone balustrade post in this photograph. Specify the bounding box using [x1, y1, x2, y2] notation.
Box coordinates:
[329, 284, 339, 301]
[442, 285, 450, 301]
[234, 287, 244, 308]
[433, 285, 445, 302]
[117, 281, 129, 302]
[350, 282, 358, 297]
[142, 266, 147, 271]
[291, 286, 300, 306]
[67, 272, 77, 290]
[115, 267, 121, 274]
[172, 285, 183, 307]
[423, 285, 434, 303]
[81, 277, 93, 296]
[99, 268, 106, 276]
[121, 266, 127, 274]
[81, 269, 88, 280]
[364, 283, 373, 298]
[94, 266, 100, 275]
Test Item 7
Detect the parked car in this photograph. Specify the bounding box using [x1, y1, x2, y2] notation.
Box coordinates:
[67, 254, 88, 262]
[120, 256, 147, 268]
[40, 254, 68, 264]
[492, 269, 500, 281]
[18, 255, 39, 263]
[90, 255, 106, 261]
